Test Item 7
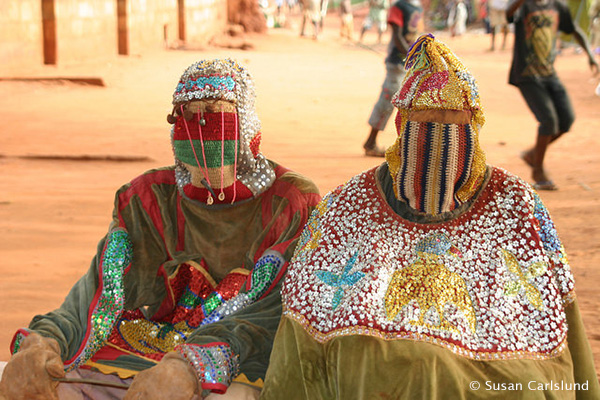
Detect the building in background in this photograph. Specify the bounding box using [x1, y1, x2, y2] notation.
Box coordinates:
[1, 0, 264, 73]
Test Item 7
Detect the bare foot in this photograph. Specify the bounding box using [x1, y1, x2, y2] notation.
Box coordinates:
[520, 150, 534, 168]
[531, 167, 558, 190]
[364, 144, 386, 157]
[532, 166, 549, 184]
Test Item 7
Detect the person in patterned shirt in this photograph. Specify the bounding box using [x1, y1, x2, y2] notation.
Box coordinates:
[507, 0, 599, 190]
[362, 0, 422, 157]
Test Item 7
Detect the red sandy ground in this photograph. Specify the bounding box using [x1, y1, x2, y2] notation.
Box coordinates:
[1, 7, 599, 381]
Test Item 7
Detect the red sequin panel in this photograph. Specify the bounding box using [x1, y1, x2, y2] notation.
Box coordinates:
[104, 263, 248, 360]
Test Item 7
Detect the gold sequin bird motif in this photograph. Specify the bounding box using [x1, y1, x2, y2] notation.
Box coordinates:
[385, 233, 476, 333]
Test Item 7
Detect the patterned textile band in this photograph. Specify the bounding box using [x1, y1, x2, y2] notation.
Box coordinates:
[201, 251, 284, 325]
[11, 230, 132, 372]
[175, 342, 240, 394]
[63, 229, 132, 371]
[173, 74, 237, 104]
[396, 120, 475, 215]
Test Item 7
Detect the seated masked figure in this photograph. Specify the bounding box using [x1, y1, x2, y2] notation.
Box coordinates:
[261, 35, 600, 399]
[0, 59, 320, 400]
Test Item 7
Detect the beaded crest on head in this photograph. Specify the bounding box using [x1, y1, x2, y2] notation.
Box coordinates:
[385, 34, 487, 215]
[171, 59, 275, 203]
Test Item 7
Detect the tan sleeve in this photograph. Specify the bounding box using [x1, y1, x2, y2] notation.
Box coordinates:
[565, 298, 600, 399]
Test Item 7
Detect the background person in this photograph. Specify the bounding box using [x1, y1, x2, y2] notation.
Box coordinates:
[362, 0, 423, 157]
[507, 0, 599, 190]
[359, 0, 390, 44]
[488, 0, 509, 50]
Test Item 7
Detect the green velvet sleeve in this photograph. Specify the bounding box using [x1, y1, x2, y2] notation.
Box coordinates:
[185, 170, 320, 384]
[565, 299, 600, 398]
[27, 234, 109, 361]
[186, 278, 286, 384]
[26, 180, 169, 363]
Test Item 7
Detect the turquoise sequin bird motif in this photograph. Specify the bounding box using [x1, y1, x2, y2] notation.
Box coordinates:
[315, 251, 365, 311]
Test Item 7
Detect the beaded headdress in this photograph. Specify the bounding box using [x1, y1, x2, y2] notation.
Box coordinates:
[171, 59, 275, 202]
[385, 34, 487, 215]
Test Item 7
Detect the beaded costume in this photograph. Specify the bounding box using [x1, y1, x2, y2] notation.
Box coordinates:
[261, 36, 599, 399]
[10, 59, 320, 396]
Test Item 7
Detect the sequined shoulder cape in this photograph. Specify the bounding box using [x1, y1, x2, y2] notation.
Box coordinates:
[11, 161, 320, 389]
[261, 165, 599, 399]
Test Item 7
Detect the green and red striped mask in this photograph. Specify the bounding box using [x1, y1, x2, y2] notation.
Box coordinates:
[173, 111, 239, 169]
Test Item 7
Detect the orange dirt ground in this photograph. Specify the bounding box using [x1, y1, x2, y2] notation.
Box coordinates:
[1, 7, 599, 380]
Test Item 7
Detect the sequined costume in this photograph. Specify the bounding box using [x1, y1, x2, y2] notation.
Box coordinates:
[9, 59, 320, 396]
[262, 36, 599, 399]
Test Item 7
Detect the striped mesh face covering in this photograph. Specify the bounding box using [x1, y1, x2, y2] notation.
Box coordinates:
[173, 111, 238, 171]
[172, 101, 241, 203]
[396, 119, 475, 215]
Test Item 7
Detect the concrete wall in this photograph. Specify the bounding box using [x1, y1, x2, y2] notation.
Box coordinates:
[55, 0, 117, 66]
[0, 0, 227, 75]
[128, 0, 179, 55]
[186, 0, 227, 44]
[0, 1, 45, 71]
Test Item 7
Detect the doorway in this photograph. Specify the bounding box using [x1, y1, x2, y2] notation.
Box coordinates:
[178, 0, 186, 42]
[41, 0, 57, 64]
[117, 0, 129, 55]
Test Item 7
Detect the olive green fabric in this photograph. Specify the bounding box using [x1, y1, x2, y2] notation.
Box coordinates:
[262, 300, 599, 399]
[27, 161, 319, 384]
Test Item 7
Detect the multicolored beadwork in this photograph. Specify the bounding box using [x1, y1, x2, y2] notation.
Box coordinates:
[282, 167, 575, 361]
[107, 262, 248, 360]
[175, 342, 240, 394]
[174, 75, 237, 100]
[386, 34, 486, 212]
[294, 193, 339, 260]
[501, 249, 545, 310]
[10, 329, 29, 355]
[64, 229, 131, 371]
[202, 251, 285, 325]
[315, 251, 365, 311]
[104, 251, 283, 361]
[384, 233, 476, 332]
[171, 59, 275, 202]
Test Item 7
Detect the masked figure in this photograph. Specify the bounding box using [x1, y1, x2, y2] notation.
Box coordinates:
[0, 59, 320, 400]
[261, 35, 599, 399]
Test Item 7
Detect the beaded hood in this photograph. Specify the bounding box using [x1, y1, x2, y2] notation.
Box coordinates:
[385, 34, 487, 215]
[170, 59, 275, 205]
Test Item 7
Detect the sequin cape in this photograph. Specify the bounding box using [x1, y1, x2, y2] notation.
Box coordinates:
[11, 161, 320, 388]
[261, 165, 600, 399]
